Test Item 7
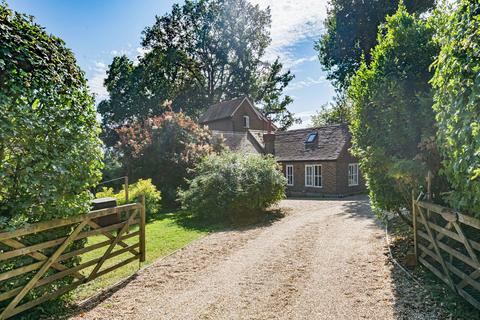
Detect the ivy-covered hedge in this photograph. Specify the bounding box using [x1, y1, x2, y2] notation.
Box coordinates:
[431, 1, 480, 216]
[178, 153, 286, 221]
[0, 4, 103, 316]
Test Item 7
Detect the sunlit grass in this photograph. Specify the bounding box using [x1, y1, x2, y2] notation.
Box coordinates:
[72, 211, 210, 300]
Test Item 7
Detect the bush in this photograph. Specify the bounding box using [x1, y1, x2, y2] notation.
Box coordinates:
[96, 179, 161, 219]
[115, 111, 223, 207]
[178, 153, 286, 221]
[431, 1, 480, 216]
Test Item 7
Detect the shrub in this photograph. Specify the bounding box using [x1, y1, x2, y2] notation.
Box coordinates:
[96, 179, 161, 219]
[348, 4, 439, 221]
[178, 152, 286, 221]
[0, 4, 102, 316]
[431, 1, 480, 216]
[115, 111, 223, 207]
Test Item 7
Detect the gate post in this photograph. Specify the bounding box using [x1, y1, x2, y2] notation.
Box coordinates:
[412, 190, 418, 264]
[139, 195, 146, 263]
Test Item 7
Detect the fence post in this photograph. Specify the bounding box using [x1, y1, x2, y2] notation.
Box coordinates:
[124, 176, 129, 203]
[139, 195, 146, 263]
[412, 189, 417, 264]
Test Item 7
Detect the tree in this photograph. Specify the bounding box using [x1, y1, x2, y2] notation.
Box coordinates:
[431, 1, 480, 216]
[115, 111, 223, 206]
[0, 4, 103, 315]
[315, 0, 435, 90]
[100, 0, 297, 147]
[311, 95, 351, 126]
[349, 4, 439, 222]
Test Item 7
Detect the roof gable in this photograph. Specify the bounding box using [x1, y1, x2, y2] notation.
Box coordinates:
[199, 96, 269, 124]
[274, 124, 350, 161]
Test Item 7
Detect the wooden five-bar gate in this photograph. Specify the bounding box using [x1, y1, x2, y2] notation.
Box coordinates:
[0, 197, 145, 319]
[413, 194, 480, 310]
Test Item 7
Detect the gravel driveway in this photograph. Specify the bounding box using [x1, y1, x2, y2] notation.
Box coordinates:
[71, 196, 412, 319]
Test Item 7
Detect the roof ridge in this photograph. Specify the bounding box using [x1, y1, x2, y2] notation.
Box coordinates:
[277, 123, 347, 134]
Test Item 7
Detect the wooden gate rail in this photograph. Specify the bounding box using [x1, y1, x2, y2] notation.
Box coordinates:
[0, 196, 146, 319]
[413, 197, 480, 310]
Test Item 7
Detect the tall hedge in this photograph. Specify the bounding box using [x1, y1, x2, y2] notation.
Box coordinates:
[349, 4, 438, 219]
[431, 1, 480, 216]
[0, 4, 103, 315]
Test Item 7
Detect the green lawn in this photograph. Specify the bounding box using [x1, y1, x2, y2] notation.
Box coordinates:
[72, 211, 212, 300]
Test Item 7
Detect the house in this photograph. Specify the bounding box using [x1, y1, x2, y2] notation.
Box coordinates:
[199, 97, 365, 197]
[273, 124, 365, 197]
[199, 96, 275, 154]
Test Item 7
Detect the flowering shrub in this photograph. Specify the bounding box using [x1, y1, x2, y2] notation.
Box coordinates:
[115, 112, 223, 206]
[178, 153, 286, 221]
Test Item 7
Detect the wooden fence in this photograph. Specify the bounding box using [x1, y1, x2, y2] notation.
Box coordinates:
[0, 197, 145, 319]
[413, 196, 480, 310]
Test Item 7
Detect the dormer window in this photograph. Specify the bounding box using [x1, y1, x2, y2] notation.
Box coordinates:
[305, 132, 317, 143]
[243, 115, 250, 128]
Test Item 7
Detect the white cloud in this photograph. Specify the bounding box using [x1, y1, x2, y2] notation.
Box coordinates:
[249, 0, 328, 67]
[286, 76, 327, 91]
[88, 61, 108, 104]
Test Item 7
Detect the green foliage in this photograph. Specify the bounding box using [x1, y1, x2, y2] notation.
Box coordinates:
[315, 0, 434, 90]
[311, 94, 351, 126]
[0, 4, 102, 317]
[99, 0, 297, 147]
[96, 179, 161, 219]
[115, 112, 223, 207]
[349, 4, 439, 217]
[179, 152, 286, 221]
[431, 1, 480, 216]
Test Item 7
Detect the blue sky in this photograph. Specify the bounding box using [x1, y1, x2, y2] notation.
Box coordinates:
[7, 0, 334, 128]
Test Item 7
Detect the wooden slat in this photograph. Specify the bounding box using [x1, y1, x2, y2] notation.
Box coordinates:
[416, 201, 457, 222]
[86, 220, 139, 257]
[0, 238, 85, 281]
[458, 213, 480, 229]
[0, 203, 140, 241]
[418, 256, 451, 287]
[0, 232, 139, 284]
[417, 206, 456, 290]
[0, 243, 140, 303]
[139, 196, 146, 262]
[456, 288, 480, 311]
[93, 254, 140, 279]
[1, 220, 88, 318]
[87, 211, 138, 281]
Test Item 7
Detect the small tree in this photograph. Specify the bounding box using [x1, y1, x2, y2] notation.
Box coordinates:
[115, 111, 222, 206]
[178, 152, 286, 221]
[349, 4, 439, 221]
[311, 95, 352, 126]
[431, 1, 480, 216]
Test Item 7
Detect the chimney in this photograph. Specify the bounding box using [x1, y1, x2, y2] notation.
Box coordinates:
[263, 133, 275, 155]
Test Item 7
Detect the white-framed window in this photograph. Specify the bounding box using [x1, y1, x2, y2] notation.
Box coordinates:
[286, 165, 294, 186]
[243, 115, 250, 128]
[305, 164, 322, 188]
[348, 163, 359, 186]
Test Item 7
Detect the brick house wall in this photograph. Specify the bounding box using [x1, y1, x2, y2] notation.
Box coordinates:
[279, 146, 365, 197]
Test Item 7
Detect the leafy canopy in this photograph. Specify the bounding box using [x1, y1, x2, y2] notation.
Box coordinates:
[349, 4, 438, 219]
[315, 0, 434, 90]
[431, 1, 480, 216]
[178, 152, 286, 221]
[99, 0, 297, 147]
[311, 94, 352, 126]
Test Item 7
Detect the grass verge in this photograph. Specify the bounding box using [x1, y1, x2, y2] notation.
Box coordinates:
[72, 210, 215, 301]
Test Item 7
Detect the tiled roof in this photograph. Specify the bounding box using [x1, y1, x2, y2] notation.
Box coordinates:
[211, 130, 264, 154]
[198, 96, 246, 123]
[274, 124, 350, 161]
